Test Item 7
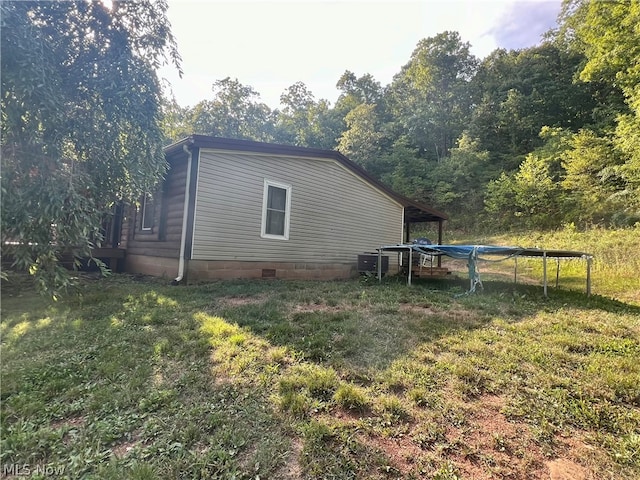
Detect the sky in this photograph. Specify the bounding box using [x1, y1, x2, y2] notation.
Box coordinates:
[160, 0, 563, 110]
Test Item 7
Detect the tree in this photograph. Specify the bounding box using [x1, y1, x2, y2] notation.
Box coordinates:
[387, 32, 478, 161]
[183, 77, 276, 142]
[484, 153, 563, 231]
[513, 153, 564, 229]
[335, 70, 383, 106]
[484, 127, 571, 230]
[484, 172, 519, 229]
[561, 129, 628, 225]
[160, 95, 192, 144]
[380, 143, 430, 199]
[424, 134, 492, 229]
[334, 70, 385, 122]
[337, 104, 384, 169]
[274, 82, 341, 149]
[557, 0, 640, 217]
[1, 0, 181, 296]
[469, 44, 611, 169]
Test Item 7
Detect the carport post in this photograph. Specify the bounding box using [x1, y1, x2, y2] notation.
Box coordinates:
[408, 247, 413, 285]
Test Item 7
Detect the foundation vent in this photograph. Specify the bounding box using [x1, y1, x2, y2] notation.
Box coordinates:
[261, 268, 276, 278]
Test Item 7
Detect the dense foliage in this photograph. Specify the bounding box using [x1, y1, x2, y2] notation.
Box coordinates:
[165, 0, 640, 231]
[1, 0, 180, 295]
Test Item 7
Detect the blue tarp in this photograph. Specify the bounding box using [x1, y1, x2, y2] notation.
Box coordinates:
[413, 244, 523, 260]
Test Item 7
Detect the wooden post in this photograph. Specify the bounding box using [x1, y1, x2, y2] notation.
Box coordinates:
[377, 248, 382, 283]
[555, 259, 560, 289]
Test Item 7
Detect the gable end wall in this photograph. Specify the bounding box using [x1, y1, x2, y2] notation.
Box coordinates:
[190, 150, 403, 267]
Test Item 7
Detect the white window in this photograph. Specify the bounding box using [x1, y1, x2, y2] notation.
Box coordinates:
[261, 180, 291, 240]
[141, 194, 156, 231]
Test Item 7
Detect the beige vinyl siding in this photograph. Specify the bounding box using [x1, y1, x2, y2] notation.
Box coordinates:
[191, 150, 403, 263]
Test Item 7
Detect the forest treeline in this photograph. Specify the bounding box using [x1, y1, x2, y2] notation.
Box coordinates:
[163, 0, 640, 232]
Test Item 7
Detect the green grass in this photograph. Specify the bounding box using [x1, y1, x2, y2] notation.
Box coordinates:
[2, 227, 639, 479]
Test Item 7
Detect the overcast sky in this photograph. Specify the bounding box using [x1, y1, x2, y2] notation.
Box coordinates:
[160, 0, 562, 109]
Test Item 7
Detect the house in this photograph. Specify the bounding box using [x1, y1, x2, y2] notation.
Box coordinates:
[117, 135, 448, 282]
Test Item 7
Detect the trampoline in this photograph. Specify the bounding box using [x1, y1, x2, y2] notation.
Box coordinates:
[376, 243, 594, 296]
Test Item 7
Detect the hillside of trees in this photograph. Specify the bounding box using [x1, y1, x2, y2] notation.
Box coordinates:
[163, 0, 640, 232]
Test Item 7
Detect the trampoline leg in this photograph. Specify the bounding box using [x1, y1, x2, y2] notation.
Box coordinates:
[586, 256, 592, 297]
[543, 251, 548, 297]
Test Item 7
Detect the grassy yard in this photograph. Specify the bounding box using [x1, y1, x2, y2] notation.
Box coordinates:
[2, 228, 639, 479]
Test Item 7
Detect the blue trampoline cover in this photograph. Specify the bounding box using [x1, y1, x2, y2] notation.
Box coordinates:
[423, 245, 522, 259]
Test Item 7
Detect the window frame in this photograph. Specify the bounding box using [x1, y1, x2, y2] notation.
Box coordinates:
[134, 189, 163, 241]
[260, 179, 292, 240]
[140, 194, 156, 232]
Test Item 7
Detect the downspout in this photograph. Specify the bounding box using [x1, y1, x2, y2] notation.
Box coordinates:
[174, 144, 192, 283]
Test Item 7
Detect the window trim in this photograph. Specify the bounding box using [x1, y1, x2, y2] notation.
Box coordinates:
[260, 179, 291, 240]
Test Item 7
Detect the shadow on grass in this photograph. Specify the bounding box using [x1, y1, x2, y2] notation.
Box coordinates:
[191, 275, 639, 373]
[3, 273, 639, 479]
[463, 277, 640, 315]
[0, 279, 293, 479]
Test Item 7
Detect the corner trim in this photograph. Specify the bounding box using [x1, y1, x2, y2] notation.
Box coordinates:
[184, 146, 200, 261]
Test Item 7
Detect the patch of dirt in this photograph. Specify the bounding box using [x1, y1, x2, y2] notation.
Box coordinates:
[50, 416, 86, 447]
[398, 304, 478, 325]
[50, 415, 85, 430]
[362, 433, 424, 476]
[111, 430, 143, 459]
[351, 394, 597, 479]
[111, 440, 138, 459]
[331, 407, 370, 423]
[399, 304, 437, 315]
[546, 434, 602, 480]
[446, 394, 548, 479]
[275, 437, 303, 479]
[292, 303, 347, 314]
[447, 395, 599, 480]
[546, 458, 588, 480]
[218, 295, 267, 306]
